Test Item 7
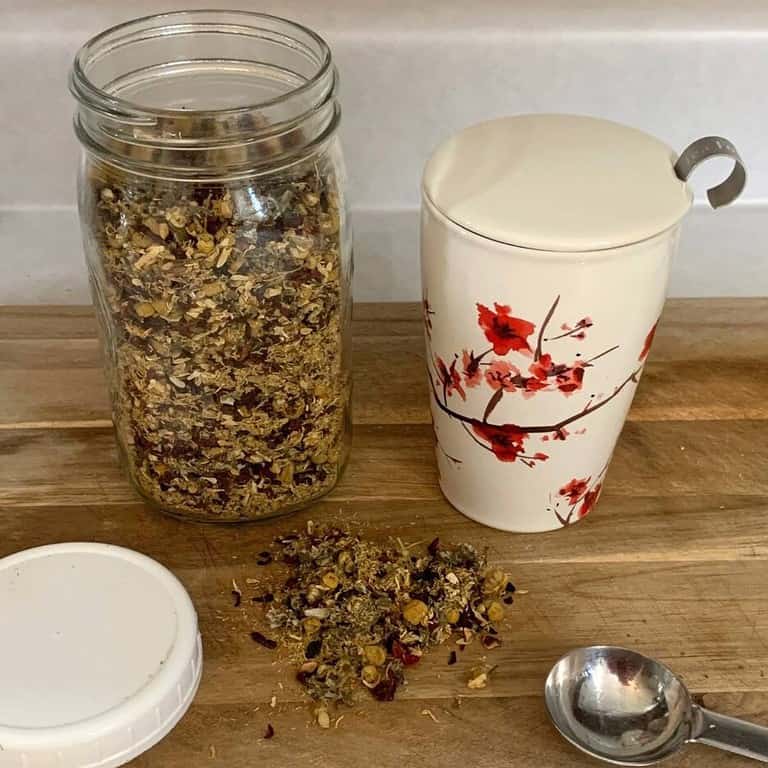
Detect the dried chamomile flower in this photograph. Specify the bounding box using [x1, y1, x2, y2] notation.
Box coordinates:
[485, 601, 505, 623]
[481, 568, 509, 596]
[363, 645, 387, 667]
[403, 600, 429, 626]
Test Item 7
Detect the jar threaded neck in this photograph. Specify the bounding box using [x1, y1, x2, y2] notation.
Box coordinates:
[71, 11, 339, 178]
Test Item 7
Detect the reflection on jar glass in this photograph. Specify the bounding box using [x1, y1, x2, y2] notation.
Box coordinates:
[71, 12, 352, 522]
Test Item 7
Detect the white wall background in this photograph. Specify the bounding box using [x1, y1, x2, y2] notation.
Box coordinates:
[1, 0, 766, 303]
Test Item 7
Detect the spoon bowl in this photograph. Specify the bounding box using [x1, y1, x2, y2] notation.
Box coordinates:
[545, 646, 692, 765]
[545, 645, 768, 765]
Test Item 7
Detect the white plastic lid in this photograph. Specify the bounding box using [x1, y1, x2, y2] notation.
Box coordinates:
[0, 543, 202, 768]
[422, 114, 694, 252]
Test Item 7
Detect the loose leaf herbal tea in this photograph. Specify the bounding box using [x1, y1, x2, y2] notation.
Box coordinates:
[86, 154, 350, 521]
[256, 525, 513, 704]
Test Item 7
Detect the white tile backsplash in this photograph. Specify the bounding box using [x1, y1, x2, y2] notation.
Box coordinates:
[2, 0, 766, 302]
[1, 203, 763, 304]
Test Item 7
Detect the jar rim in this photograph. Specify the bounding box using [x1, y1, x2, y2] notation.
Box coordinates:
[70, 10, 333, 122]
[70, 10, 340, 177]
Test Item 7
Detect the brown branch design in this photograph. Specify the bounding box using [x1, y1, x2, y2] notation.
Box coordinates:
[483, 388, 505, 422]
[534, 295, 560, 362]
[438, 442, 462, 465]
[549, 464, 609, 527]
[553, 502, 570, 527]
[428, 296, 652, 467]
[430, 365, 640, 435]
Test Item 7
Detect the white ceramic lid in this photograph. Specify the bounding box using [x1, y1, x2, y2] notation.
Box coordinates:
[0, 543, 202, 768]
[422, 114, 694, 252]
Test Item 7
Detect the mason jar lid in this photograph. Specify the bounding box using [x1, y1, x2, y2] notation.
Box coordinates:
[0, 543, 202, 768]
[422, 114, 695, 252]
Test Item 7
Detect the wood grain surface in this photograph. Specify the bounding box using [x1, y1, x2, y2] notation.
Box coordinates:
[1, 300, 767, 767]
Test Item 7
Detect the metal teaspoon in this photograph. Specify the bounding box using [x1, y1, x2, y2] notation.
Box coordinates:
[545, 645, 768, 764]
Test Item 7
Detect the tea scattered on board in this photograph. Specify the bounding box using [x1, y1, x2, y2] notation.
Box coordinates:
[246, 523, 514, 705]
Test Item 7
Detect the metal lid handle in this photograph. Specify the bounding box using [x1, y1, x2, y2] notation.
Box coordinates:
[674, 136, 746, 209]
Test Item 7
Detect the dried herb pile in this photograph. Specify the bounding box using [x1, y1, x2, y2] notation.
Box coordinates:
[87, 155, 350, 521]
[253, 524, 513, 704]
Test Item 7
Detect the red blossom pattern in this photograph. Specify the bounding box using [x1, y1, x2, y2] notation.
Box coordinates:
[436, 356, 465, 401]
[523, 377, 550, 398]
[477, 303, 535, 355]
[639, 320, 658, 361]
[559, 477, 590, 504]
[461, 350, 484, 388]
[471, 423, 529, 462]
[528, 353, 553, 381]
[485, 360, 521, 392]
[468, 423, 549, 467]
[427, 294, 647, 470]
[555, 362, 586, 395]
[542, 427, 573, 442]
[578, 484, 603, 518]
[527, 353, 586, 397]
[548, 316, 594, 342]
[551, 472, 605, 526]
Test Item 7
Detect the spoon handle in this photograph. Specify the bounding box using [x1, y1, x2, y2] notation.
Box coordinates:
[692, 705, 768, 762]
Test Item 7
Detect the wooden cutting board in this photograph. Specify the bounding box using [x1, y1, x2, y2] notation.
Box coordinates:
[1, 300, 767, 767]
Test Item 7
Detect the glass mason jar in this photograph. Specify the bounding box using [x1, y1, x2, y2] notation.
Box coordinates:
[71, 12, 352, 522]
